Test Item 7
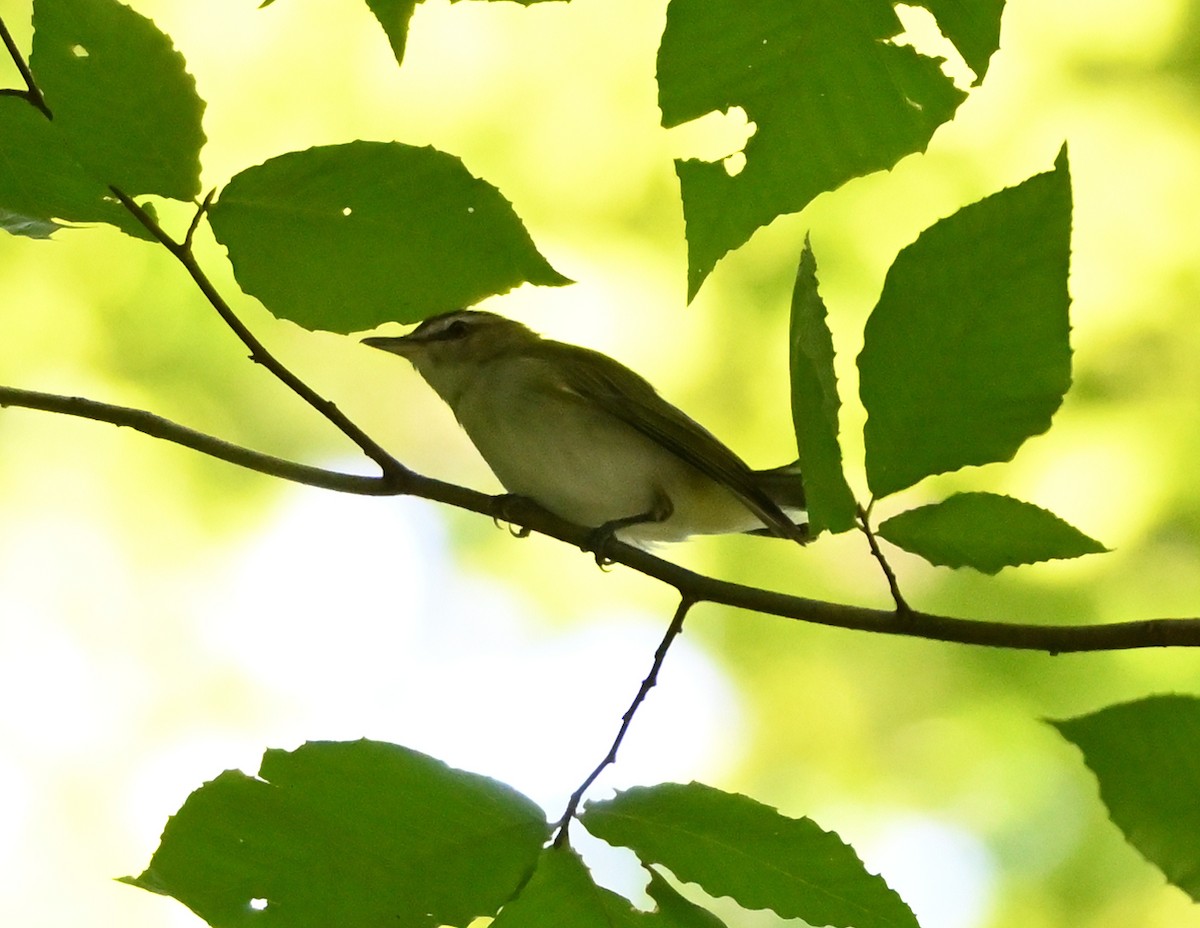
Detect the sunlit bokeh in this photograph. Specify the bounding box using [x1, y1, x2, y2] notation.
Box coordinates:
[2, 0, 1200, 926]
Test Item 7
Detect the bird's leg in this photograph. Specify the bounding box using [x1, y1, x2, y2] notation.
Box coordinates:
[585, 491, 672, 566]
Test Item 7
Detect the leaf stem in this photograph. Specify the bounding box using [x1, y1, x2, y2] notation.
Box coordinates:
[183, 188, 215, 251]
[552, 596, 695, 846]
[857, 503, 910, 614]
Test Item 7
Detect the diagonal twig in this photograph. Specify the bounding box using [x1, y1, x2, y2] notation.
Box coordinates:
[106, 185, 410, 481]
[552, 596, 695, 846]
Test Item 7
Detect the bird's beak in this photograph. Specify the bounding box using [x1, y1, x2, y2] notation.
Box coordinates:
[361, 334, 415, 356]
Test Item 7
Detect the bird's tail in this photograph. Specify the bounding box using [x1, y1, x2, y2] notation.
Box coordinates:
[746, 461, 808, 539]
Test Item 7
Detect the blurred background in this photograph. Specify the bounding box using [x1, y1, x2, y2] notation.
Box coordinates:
[2, 0, 1200, 925]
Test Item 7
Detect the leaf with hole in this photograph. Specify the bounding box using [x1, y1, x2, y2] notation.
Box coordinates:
[122, 739, 549, 928]
[31, 0, 205, 199]
[659, 0, 999, 298]
[208, 141, 572, 332]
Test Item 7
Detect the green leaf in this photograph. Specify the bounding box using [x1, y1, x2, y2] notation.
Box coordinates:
[877, 492, 1107, 573]
[581, 782, 917, 928]
[30, 0, 205, 200]
[207, 141, 572, 332]
[121, 739, 549, 928]
[789, 238, 857, 534]
[858, 147, 1073, 498]
[364, 0, 420, 63]
[658, 0, 973, 299]
[645, 870, 729, 928]
[1049, 695, 1200, 902]
[0, 97, 153, 240]
[923, 0, 1007, 83]
[491, 845, 650, 928]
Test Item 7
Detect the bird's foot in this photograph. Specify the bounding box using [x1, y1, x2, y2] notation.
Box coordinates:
[584, 495, 672, 568]
[584, 523, 622, 568]
[493, 494, 535, 538]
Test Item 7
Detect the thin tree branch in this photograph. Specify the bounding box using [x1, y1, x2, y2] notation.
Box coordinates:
[106, 185, 409, 481]
[0, 385, 399, 494]
[0, 16, 50, 118]
[7, 382, 1200, 655]
[552, 596, 695, 846]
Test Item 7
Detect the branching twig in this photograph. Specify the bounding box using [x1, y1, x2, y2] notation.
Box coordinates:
[0, 16, 50, 118]
[6, 383, 1200, 654]
[0, 15, 405, 484]
[106, 185, 409, 481]
[857, 503, 910, 615]
[552, 596, 695, 846]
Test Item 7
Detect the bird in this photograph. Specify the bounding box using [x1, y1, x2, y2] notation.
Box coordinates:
[362, 310, 807, 549]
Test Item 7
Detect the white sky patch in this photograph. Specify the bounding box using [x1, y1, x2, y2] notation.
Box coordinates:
[861, 815, 996, 928]
[191, 477, 746, 815]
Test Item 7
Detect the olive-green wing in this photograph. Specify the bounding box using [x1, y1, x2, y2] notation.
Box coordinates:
[556, 343, 805, 542]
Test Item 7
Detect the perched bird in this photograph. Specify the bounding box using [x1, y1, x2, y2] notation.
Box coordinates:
[363, 310, 807, 548]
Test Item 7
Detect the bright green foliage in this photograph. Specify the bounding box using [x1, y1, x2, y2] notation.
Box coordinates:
[0, 97, 152, 239]
[581, 782, 918, 928]
[30, 0, 205, 201]
[878, 492, 1107, 573]
[657, 0, 985, 299]
[859, 148, 1073, 498]
[1050, 695, 1200, 903]
[207, 141, 572, 332]
[5, 0, 1177, 925]
[121, 740, 550, 928]
[789, 238, 857, 534]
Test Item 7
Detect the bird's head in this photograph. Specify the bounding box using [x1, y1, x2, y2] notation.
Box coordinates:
[362, 310, 543, 403]
[363, 310, 541, 366]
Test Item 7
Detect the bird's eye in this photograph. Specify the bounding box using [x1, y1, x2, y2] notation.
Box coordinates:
[443, 320, 469, 339]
